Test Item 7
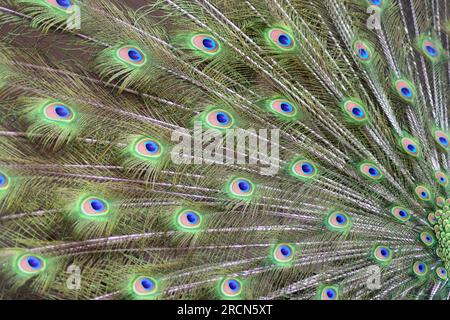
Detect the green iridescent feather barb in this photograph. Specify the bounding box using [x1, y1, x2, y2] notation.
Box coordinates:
[0, 0, 449, 300]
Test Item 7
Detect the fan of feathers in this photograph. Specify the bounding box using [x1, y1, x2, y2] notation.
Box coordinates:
[0, 0, 449, 300]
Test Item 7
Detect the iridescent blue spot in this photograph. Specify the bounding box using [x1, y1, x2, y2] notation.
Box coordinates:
[399, 210, 407, 217]
[426, 235, 431, 242]
[407, 144, 416, 152]
[421, 191, 428, 198]
[186, 212, 198, 224]
[280, 246, 291, 257]
[27, 257, 41, 269]
[280, 102, 293, 113]
[278, 34, 291, 47]
[238, 181, 250, 192]
[336, 214, 346, 225]
[56, 0, 72, 8]
[128, 49, 143, 62]
[358, 48, 369, 59]
[352, 107, 363, 117]
[425, 45, 437, 56]
[368, 167, 378, 176]
[90, 200, 104, 212]
[228, 280, 239, 291]
[55, 105, 69, 118]
[380, 248, 388, 257]
[439, 137, 448, 146]
[440, 177, 446, 183]
[202, 38, 216, 50]
[301, 163, 313, 174]
[418, 263, 425, 272]
[145, 141, 159, 154]
[216, 112, 230, 125]
[0, 174, 6, 186]
[141, 278, 153, 291]
[371, 0, 382, 5]
[326, 289, 335, 299]
[401, 87, 412, 98]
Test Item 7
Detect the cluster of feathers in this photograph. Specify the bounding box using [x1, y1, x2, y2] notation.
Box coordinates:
[0, 0, 450, 300]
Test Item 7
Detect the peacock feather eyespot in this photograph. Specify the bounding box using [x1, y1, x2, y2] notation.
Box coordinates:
[419, 231, 435, 247]
[390, 206, 411, 223]
[325, 210, 352, 234]
[318, 285, 339, 300]
[433, 130, 450, 151]
[414, 185, 432, 202]
[289, 158, 318, 181]
[266, 28, 296, 51]
[359, 162, 384, 181]
[43, 102, 75, 123]
[435, 171, 448, 188]
[372, 245, 393, 266]
[267, 98, 300, 120]
[340, 99, 369, 124]
[427, 212, 437, 225]
[353, 40, 374, 64]
[417, 36, 444, 62]
[227, 177, 255, 200]
[190, 34, 221, 55]
[272, 243, 296, 265]
[80, 196, 110, 218]
[48, 0, 73, 10]
[117, 46, 147, 66]
[411, 261, 429, 279]
[394, 79, 416, 103]
[400, 137, 421, 157]
[204, 109, 235, 130]
[220, 277, 242, 299]
[435, 266, 448, 281]
[16, 254, 46, 275]
[436, 196, 445, 208]
[176, 209, 203, 231]
[133, 137, 163, 159]
[0, 171, 10, 191]
[131, 276, 158, 298]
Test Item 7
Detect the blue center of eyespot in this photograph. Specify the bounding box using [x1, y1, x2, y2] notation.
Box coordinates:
[145, 141, 159, 154]
[278, 34, 291, 47]
[399, 210, 407, 217]
[425, 45, 437, 56]
[216, 112, 230, 125]
[441, 269, 447, 275]
[425, 235, 431, 242]
[90, 199, 105, 212]
[0, 174, 6, 186]
[440, 177, 446, 183]
[368, 167, 378, 176]
[280, 102, 293, 113]
[380, 248, 388, 257]
[351, 107, 363, 117]
[418, 263, 425, 272]
[407, 144, 417, 152]
[202, 38, 216, 50]
[27, 257, 41, 269]
[439, 137, 448, 146]
[421, 191, 428, 198]
[371, 0, 382, 5]
[228, 280, 239, 292]
[238, 180, 250, 192]
[326, 289, 335, 299]
[55, 105, 70, 118]
[301, 163, 313, 174]
[128, 49, 143, 62]
[336, 214, 346, 224]
[56, 0, 72, 8]
[186, 212, 198, 224]
[140, 278, 153, 290]
[280, 246, 291, 257]
[401, 87, 412, 98]
[358, 48, 369, 59]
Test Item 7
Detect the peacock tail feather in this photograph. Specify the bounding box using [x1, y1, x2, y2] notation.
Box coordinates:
[0, 0, 449, 300]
